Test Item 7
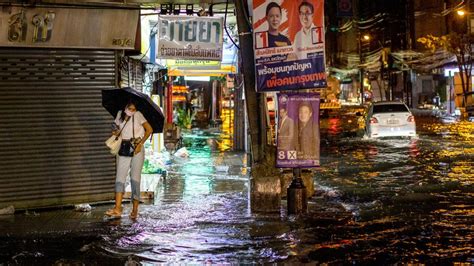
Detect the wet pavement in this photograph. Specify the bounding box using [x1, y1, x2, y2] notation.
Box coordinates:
[0, 114, 473, 264]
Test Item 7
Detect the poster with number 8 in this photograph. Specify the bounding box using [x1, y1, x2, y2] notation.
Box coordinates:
[276, 92, 320, 168]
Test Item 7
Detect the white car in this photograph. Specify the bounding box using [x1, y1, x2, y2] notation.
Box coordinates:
[365, 101, 417, 139]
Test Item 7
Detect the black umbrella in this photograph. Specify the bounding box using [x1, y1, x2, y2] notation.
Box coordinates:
[101, 87, 165, 133]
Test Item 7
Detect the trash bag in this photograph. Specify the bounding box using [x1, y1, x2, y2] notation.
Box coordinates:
[174, 147, 189, 158]
[215, 165, 229, 173]
[74, 204, 92, 212]
[142, 157, 166, 174]
[0, 205, 14, 215]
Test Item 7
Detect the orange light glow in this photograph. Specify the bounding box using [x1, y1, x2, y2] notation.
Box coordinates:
[457, 10, 466, 16]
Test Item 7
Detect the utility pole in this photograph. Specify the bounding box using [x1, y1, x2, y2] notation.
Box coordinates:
[235, 0, 265, 163]
[235, 0, 282, 213]
[358, 0, 364, 105]
[468, 0, 471, 34]
[406, 0, 415, 107]
[359, 33, 364, 105]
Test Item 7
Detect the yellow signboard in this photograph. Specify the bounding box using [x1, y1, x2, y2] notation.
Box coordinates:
[166, 59, 221, 69]
[168, 65, 236, 77]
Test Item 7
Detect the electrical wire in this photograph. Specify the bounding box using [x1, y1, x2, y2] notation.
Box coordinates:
[136, 15, 159, 62]
[224, 0, 240, 49]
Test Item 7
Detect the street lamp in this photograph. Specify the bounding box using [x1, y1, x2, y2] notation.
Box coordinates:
[457, 9, 466, 17]
[453, 8, 469, 33]
[449, 7, 471, 112]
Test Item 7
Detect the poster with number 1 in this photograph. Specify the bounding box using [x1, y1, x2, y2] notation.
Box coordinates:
[252, 0, 326, 92]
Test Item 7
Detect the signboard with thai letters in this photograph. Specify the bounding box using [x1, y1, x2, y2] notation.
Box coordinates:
[157, 15, 223, 61]
[0, 7, 139, 49]
[165, 59, 221, 69]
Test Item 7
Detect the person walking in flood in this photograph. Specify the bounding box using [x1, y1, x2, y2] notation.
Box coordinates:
[105, 101, 153, 219]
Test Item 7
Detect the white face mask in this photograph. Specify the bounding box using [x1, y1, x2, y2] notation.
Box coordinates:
[124, 109, 136, 117]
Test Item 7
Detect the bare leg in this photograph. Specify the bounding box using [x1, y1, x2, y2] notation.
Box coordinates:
[130, 199, 139, 219]
[105, 192, 123, 217]
[114, 192, 124, 212]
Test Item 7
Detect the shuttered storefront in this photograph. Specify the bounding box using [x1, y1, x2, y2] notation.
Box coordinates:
[121, 58, 144, 92]
[0, 48, 117, 210]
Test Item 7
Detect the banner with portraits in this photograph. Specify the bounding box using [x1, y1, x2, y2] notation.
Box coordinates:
[276, 92, 320, 168]
[252, 0, 326, 92]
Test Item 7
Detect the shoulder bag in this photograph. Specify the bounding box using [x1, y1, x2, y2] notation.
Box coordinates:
[118, 115, 136, 157]
[105, 117, 130, 155]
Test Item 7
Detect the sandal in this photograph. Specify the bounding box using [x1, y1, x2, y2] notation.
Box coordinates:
[105, 208, 122, 217]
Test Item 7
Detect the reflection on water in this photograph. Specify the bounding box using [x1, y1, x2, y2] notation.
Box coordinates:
[102, 119, 474, 263]
[219, 108, 234, 152]
[91, 117, 474, 264]
[311, 118, 473, 263]
[6, 116, 470, 264]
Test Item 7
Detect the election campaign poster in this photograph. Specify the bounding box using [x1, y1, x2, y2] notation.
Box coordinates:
[276, 92, 320, 168]
[252, 0, 326, 92]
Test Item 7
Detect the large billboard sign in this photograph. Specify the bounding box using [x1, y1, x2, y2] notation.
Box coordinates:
[276, 92, 320, 168]
[252, 0, 327, 92]
[157, 16, 223, 61]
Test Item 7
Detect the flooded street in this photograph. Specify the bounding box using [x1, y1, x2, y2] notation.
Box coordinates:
[94, 116, 473, 264]
[1, 116, 473, 264]
[309, 117, 474, 263]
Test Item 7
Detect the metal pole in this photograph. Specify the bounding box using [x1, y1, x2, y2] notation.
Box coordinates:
[468, 0, 471, 34]
[287, 168, 307, 215]
[167, 77, 173, 124]
[449, 71, 453, 114]
[359, 31, 364, 105]
[358, 0, 364, 106]
[404, 71, 409, 104]
[235, 0, 263, 163]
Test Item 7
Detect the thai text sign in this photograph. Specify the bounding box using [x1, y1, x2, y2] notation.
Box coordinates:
[165, 59, 221, 69]
[0, 7, 138, 49]
[276, 92, 320, 168]
[157, 16, 223, 61]
[252, 0, 326, 92]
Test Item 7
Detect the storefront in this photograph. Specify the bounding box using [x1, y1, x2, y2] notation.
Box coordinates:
[152, 13, 243, 150]
[0, 5, 139, 209]
[167, 64, 236, 127]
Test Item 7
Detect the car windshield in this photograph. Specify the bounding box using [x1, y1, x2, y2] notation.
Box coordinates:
[373, 104, 409, 113]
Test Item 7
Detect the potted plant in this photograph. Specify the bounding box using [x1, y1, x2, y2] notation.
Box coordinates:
[176, 107, 194, 129]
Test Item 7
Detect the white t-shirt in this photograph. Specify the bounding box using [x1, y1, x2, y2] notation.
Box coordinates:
[294, 24, 316, 59]
[114, 110, 148, 140]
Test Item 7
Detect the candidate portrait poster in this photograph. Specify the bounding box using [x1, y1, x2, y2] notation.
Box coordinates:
[252, 0, 326, 92]
[276, 92, 320, 168]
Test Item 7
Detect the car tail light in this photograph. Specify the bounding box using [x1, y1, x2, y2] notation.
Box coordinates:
[370, 117, 378, 124]
[407, 115, 415, 123]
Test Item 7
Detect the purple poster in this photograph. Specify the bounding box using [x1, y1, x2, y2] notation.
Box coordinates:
[276, 92, 320, 168]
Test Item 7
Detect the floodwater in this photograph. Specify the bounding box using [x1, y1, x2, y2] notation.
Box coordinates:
[94, 116, 473, 264]
[2, 115, 473, 264]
